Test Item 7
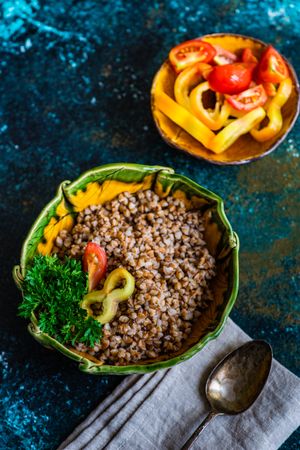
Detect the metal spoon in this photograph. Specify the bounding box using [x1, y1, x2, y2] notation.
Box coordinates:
[182, 340, 272, 450]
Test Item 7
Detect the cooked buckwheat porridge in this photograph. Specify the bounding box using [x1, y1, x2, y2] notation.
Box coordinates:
[53, 189, 216, 365]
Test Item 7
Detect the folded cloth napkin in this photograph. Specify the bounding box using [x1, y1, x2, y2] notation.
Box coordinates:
[58, 319, 300, 450]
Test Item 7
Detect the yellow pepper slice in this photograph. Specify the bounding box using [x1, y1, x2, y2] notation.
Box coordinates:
[223, 106, 249, 125]
[155, 91, 266, 154]
[81, 268, 135, 324]
[190, 81, 231, 130]
[250, 77, 292, 142]
[227, 106, 247, 119]
[155, 91, 214, 149]
[174, 63, 212, 110]
[212, 107, 266, 153]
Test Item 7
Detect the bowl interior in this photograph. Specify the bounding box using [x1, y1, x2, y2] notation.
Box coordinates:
[151, 34, 300, 165]
[15, 164, 239, 374]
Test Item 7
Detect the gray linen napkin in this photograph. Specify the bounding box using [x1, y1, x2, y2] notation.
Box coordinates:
[58, 319, 300, 450]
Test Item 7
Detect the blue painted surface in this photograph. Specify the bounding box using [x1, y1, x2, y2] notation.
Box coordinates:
[0, 1, 299, 449]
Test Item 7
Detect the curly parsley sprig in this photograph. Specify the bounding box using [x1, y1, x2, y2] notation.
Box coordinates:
[18, 255, 102, 347]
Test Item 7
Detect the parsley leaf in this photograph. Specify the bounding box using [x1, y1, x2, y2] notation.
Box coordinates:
[18, 255, 102, 347]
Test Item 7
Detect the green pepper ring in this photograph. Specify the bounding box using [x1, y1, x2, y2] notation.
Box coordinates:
[81, 268, 135, 324]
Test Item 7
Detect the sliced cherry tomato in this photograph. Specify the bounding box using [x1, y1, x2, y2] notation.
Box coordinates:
[257, 46, 289, 83]
[169, 39, 216, 72]
[263, 82, 277, 97]
[83, 242, 107, 292]
[226, 84, 267, 112]
[213, 44, 237, 65]
[242, 48, 258, 64]
[208, 63, 255, 95]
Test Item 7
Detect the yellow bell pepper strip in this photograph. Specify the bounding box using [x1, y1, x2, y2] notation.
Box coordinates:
[190, 81, 231, 130]
[155, 91, 215, 149]
[227, 107, 247, 119]
[174, 63, 212, 110]
[156, 92, 266, 154]
[81, 268, 135, 324]
[222, 118, 236, 127]
[223, 106, 247, 125]
[212, 107, 266, 153]
[250, 77, 292, 142]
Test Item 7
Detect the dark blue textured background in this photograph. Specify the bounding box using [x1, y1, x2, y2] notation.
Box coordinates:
[0, 1, 299, 449]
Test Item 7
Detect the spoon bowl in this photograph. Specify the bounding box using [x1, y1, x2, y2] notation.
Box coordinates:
[182, 340, 272, 449]
[207, 340, 272, 415]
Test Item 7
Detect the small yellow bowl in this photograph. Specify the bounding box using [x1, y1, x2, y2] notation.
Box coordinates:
[151, 33, 300, 165]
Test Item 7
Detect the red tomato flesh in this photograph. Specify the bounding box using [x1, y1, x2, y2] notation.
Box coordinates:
[208, 63, 255, 95]
[226, 84, 267, 112]
[263, 81, 277, 97]
[169, 39, 216, 72]
[83, 242, 107, 292]
[257, 46, 289, 83]
[242, 48, 258, 64]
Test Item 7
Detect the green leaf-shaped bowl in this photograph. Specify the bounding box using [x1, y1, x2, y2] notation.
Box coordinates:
[13, 163, 239, 375]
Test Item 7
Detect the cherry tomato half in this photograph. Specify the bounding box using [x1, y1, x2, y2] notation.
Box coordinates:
[208, 63, 255, 95]
[263, 81, 277, 97]
[257, 46, 289, 83]
[213, 44, 237, 65]
[169, 39, 216, 72]
[226, 84, 267, 112]
[83, 242, 107, 292]
[242, 48, 258, 64]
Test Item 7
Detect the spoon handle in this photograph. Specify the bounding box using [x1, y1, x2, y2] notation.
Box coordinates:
[181, 410, 218, 450]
